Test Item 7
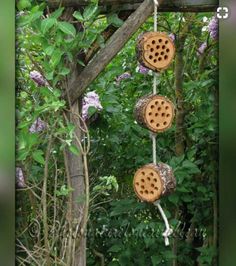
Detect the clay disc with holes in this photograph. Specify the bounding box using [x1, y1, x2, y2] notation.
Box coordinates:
[134, 94, 175, 133]
[136, 32, 175, 72]
[133, 163, 176, 202]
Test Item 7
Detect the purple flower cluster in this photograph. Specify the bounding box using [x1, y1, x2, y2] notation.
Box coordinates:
[197, 42, 207, 56]
[16, 167, 26, 188]
[115, 72, 131, 85]
[30, 70, 48, 87]
[82, 91, 103, 120]
[29, 117, 47, 133]
[137, 64, 149, 74]
[169, 33, 175, 42]
[208, 16, 218, 40]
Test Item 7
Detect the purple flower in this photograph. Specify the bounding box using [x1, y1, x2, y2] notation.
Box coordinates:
[137, 64, 149, 74]
[208, 16, 218, 40]
[16, 167, 26, 188]
[82, 91, 103, 120]
[30, 70, 48, 87]
[29, 117, 47, 133]
[197, 42, 207, 56]
[169, 33, 175, 42]
[115, 72, 131, 84]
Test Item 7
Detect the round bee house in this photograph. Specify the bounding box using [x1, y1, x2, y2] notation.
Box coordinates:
[133, 163, 176, 203]
[134, 94, 175, 133]
[136, 32, 175, 72]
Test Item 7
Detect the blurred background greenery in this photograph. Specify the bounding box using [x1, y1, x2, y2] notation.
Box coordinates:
[0, 1, 15, 265]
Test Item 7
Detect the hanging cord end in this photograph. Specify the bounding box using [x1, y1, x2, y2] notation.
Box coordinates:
[153, 0, 159, 6]
[153, 200, 173, 246]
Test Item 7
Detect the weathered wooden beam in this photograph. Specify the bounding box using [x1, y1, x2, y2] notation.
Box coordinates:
[67, 0, 162, 103]
[48, 0, 218, 12]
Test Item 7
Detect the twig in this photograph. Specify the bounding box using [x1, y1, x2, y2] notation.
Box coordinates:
[41, 135, 53, 264]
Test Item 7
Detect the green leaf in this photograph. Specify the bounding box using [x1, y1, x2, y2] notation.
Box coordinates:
[168, 193, 179, 205]
[151, 255, 162, 265]
[58, 67, 70, 76]
[58, 21, 76, 36]
[51, 7, 64, 19]
[73, 11, 84, 21]
[88, 106, 97, 117]
[108, 244, 122, 253]
[50, 49, 63, 68]
[17, 0, 31, 10]
[45, 46, 54, 56]
[41, 18, 56, 34]
[83, 4, 97, 20]
[182, 160, 201, 174]
[107, 14, 124, 27]
[69, 144, 80, 156]
[78, 59, 85, 67]
[32, 150, 45, 165]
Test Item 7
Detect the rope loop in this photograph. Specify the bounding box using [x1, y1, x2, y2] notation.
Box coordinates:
[154, 200, 173, 246]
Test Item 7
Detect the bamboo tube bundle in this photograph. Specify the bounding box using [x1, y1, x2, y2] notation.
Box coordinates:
[133, 162, 176, 202]
[136, 32, 175, 72]
[134, 94, 175, 133]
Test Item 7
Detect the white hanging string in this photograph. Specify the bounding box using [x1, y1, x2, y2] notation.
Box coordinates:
[153, 200, 173, 246]
[152, 0, 173, 247]
[153, 0, 158, 32]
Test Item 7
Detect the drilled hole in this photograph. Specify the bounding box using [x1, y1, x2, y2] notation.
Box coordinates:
[156, 45, 160, 49]
[141, 171, 145, 175]
[141, 179, 145, 182]
[165, 106, 169, 110]
[151, 105, 154, 109]
[141, 185, 145, 189]
[140, 190, 143, 194]
[155, 113, 158, 117]
[165, 40, 169, 44]
[166, 48, 170, 53]
[151, 191, 154, 194]
[148, 112, 152, 116]
[155, 101, 158, 105]
[166, 114, 170, 117]
[161, 51, 164, 55]
[136, 182, 139, 186]
[150, 119, 154, 123]
[155, 52, 159, 56]
[162, 45, 166, 49]
[150, 48, 154, 52]
[162, 113, 165, 117]
[154, 178, 157, 182]
[164, 55, 168, 60]
[150, 172, 154, 176]
[153, 59, 157, 63]
[156, 123, 160, 127]
[145, 190, 149, 194]
[152, 40, 155, 44]
[158, 57, 162, 61]
[147, 177, 151, 181]
[159, 39, 162, 43]
[151, 183, 155, 187]
[149, 55, 153, 59]
[155, 187, 159, 190]
[157, 107, 161, 111]
[163, 121, 167, 125]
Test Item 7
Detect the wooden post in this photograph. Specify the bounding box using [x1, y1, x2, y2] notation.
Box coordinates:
[61, 8, 87, 266]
